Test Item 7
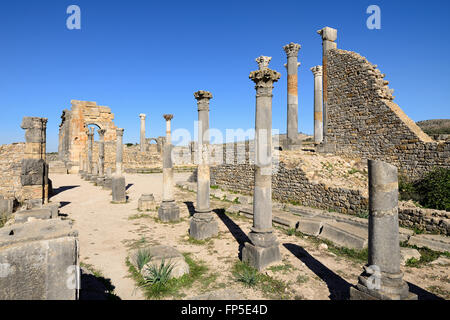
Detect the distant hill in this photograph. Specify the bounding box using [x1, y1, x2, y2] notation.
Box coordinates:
[416, 119, 450, 135]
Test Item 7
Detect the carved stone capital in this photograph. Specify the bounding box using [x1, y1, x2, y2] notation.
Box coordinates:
[255, 56, 271, 70]
[283, 42, 301, 58]
[194, 90, 213, 101]
[249, 68, 281, 88]
[139, 113, 146, 120]
[97, 129, 106, 138]
[311, 65, 323, 77]
[163, 114, 174, 122]
[116, 128, 124, 136]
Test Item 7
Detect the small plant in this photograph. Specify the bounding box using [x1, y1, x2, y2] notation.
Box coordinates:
[286, 228, 296, 236]
[134, 249, 152, 272]
[210, 185, 219, 190]
[233, 262, 259, 287]
[143, 259, 174, 291]
[296, 275, 309, 284]
[356, 210, 369, 219]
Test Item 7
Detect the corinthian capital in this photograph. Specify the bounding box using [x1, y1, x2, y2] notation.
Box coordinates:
[163, 114, 174, 122]
[310, 65, 323, 77]
[255, 56, 271, 70]
[249, 68, 281, 88]
[283, 42, 301, 58]
[194, 90, 213, 101]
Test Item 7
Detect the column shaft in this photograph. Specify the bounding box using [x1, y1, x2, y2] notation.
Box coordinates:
[311, 66, 324, 144]
[140, 114, 146, 152]
[116, 128, 124, 175]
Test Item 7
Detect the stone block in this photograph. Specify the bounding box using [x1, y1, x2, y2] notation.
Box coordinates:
[130, 245, 189, 279]
[138, 194, 156, 211]
[14, 208, 53, 223]
[349, 285, 417, 301]
[103, 177, 112, 189]
[0, 198, 14, 217]
[21, 159, 47, 186]
[319, 221, 368, 250]
[189, 212, 218, 240]
[96, 176, 105, 187]
[407, 234, 450, 253]
[112, 176, 126, 203]
[296, 217, 323, 236]
[238, 195, 251, 205]
[242, 241, 282, 272]
[400, 248, 421, 266]
[0, 219, 79, 300]
[158, 201, 180, 222]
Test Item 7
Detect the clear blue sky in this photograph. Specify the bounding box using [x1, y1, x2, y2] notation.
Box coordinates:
[0, 0, 449, 152]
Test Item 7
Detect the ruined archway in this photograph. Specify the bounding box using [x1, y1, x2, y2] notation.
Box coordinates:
[58, 100, 117, 173]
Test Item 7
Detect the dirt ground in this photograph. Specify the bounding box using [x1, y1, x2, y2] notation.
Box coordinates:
[49, 173, 449, 300]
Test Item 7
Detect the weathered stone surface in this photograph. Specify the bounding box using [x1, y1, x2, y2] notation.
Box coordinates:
[112, 176, 126, 203]
[242, 240, 282, 272]
[189, 213, 219, 240]
[21, 159, 47, 186]
[138, 194, 156, 211]
[130, 245, 189, 279]
[407, 234, 450, 253]
[319, 221, 368, 250]
[0, 219, 79, 300]
[158, 201, 179, 222]
[400, 248, 421, 266]
[14, 208, 53, 223]
[0, 197, 14, 217]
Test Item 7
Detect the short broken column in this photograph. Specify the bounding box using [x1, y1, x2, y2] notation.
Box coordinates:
[140, 113, 146, 153]
[20, 117, 49, 208]
[96, 129, 106, 186]
[350, 160, 417, 300]
[311, 65, 323, 144]
[317, 27, 337, 151]
[86, 127, 94, 180]
[283, 43, 302, 150]
[189, 91, 218, 240]
[111, 129, 126, 203]
[242, 56, 282, 271]
[158, 114, 180, 222]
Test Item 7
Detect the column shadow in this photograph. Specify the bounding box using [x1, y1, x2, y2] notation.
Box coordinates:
[184, 201, 196, 217]
[407, 282, 445, 300]
[51, 185, 80, 197]
[214, 208, 250, 260]
[79, 268, 121, 300]
[126, 183, 134, 191]
[283, 243, 352, 300]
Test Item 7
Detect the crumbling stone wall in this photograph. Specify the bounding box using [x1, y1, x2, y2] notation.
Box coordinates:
[398, 202, 449, 236]
[325, 49, 450, 179]
[211, 162, 368, 215]
[0, 143, 24, 201]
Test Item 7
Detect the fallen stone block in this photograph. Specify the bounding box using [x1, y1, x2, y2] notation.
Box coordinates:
[296, 217, 323, 236]
[14, 207, 53, 223]
[225, 193, 239, 202]
[112, 176, 126, 203]
[272, 210, 300, 229]
[400, 248, 421, 265]
[407, 234, 450, 253]
[0, 197, 14, 218]
[319, 221, 368, 250]
[138, 194, 156, 211]
[238, 195, 251, 205]
[129, 245, 189, 279]
[431, 256, 450, 266]
[0, 219, 79, 300]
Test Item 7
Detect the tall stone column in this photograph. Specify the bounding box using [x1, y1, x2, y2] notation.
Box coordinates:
[140, 113, 146, 153]
[96, 129, 106, 186]
[190, 91, 218, 240]
[311, 65, 323, 144]
[158, 114, 180, 222]
[317, 27, 337, 151]
[283, 43, 302, 150]
[350, 160, 417, 300]
[116, 128, 124, 176]
[242, 56, 281, 271]
[86, 127, 94, 180]
[20, 117, 49, 207]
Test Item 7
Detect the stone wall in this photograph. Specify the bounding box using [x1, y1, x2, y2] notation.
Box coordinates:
[325, 49, 450, 179]
[210, 162, 369, 215]
[398, 201, 450, 236]
[0, 143, 24, 201]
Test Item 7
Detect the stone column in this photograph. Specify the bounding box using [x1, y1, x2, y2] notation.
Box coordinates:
[116, 128, 124, 176]
[242, 56, 281, 271]
[140, 113, 146, 153]
[317, 27, 337, 151]
[283, 43, 302, 150]
[350, 160, 417, 300]
[96, 129, 106, 186]
[190, 91, 218, 240]
[20, 117, 49, 207]
[311, 65, 323, 144]
[86, 127, 94, 180]
[158, 114, 180, 222]
[111, 128, 126, 201]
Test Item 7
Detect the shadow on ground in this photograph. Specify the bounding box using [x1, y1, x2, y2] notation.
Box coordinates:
[215, 208, 250, 260]
[51, 185, 80, 197]
[126, 183, 134, 191]
[184, 201, 196, 217]
[79, 268, 121, 300]
[407, 281, 445, 300]
[283, 243, 352, 300]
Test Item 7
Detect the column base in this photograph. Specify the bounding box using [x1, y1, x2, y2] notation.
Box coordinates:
[189, 211, 218, 240]
[96, 176, 105, 186]
[112, 176, 126, 203]
[89, 175, 98, 183]
[84, 174, 92, 181]
[350, 269, 417, 300]
[242, 232, 281, 271]
[103, 177, 112, 189]
[158, 201, 180, 222]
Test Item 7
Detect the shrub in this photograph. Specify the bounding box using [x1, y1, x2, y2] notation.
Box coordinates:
[143, 259, 174, 291]
[134, 249, 152, 272]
